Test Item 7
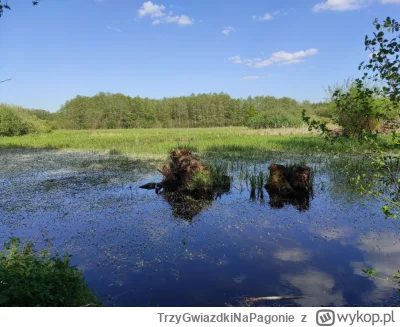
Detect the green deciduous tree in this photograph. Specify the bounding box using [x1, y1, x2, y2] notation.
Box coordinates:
[54, 93, 325, 130]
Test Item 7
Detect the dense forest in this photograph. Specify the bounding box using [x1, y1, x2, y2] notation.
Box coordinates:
[57, 93, 331, 129]
[1, 92, 333, 136]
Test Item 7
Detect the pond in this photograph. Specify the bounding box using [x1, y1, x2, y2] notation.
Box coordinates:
[0, 149, 399, 307]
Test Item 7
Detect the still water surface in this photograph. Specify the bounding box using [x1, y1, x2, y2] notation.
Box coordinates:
[0, 149, 399, 306]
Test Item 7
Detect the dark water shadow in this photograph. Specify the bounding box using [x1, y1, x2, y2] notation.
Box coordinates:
[266, 189, 312, 211]
[160, 185, 231, 220]
[161, 192, 214, 220]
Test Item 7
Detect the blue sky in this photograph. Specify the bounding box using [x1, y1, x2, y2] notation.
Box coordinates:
[1, 0, 400, 112]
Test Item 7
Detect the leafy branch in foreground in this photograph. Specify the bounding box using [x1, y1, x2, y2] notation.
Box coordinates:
[0, 237, 101, 307]
[303, 17, 400, 138]
[363, 268, 400, 294]
[0, 1, 40, 17]
[304, 16, 400, 292]
[350, 17, 400, 223]
[360, 17, 400, 104]
[350, 132, 400, 223]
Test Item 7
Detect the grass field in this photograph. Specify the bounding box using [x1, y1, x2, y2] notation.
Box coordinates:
[0, 127, 394, 159]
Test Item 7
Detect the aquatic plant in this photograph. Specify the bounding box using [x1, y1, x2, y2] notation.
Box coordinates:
[109, 148, 122, 155]
[249, 174, 257, 199]
[210, 162, 230, 187]
[257, 171, 265, 191]
[187, 169, 213, 193]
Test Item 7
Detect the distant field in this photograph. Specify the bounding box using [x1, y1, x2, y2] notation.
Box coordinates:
[0, 127, 394, 158]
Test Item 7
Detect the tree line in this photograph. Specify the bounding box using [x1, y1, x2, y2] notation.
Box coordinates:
[56, 92, 331, 130]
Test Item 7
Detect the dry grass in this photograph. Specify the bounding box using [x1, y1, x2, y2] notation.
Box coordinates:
[239, 125, 339, 136]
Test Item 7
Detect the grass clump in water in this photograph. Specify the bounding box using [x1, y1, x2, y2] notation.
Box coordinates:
[109, 147, 122, 155]
[0, 238, 101, 307]
[157, 149, 231, 195]
[186, 170, 213, 193]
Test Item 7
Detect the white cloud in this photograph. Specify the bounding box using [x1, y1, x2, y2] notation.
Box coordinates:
[252, 9, 284, 21]
[228, 55, 243, 64]
[138, 1, 166, 18]
[137, 1, 194, 26]
[243, 58, 263, 65]
[106, 26, 121, 33]
[241, 76, 265, 81]
[229, 48, 318, 68]
[313, 0, 370, 11]
[252, 12, 274, 21]
[163, 14, 194, 25]
[222, 26, 235, 36]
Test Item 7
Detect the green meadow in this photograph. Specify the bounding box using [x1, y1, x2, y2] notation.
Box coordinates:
[0, 127, 394, 159]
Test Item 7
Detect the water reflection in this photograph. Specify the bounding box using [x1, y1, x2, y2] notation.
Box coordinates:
[273, 248, 311, 262]
[282, 269, 345, 306]
[266, 189, 312, 211]
[0, 149, 399, 306]
[264, 163, 313, 211]
[160, 185, 231, 220]
[161, 192, 213, 220]
[351, 232, 400, 304]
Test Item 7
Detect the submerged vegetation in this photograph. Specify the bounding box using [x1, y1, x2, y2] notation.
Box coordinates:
[0, 238, 100, 307]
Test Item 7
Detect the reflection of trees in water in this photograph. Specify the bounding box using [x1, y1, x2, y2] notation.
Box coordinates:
[162, 192, 212, 220]
[162, 187, 230, 220]
[266, 189, 312, 212]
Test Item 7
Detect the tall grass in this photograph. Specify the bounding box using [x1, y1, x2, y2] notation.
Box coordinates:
[247, 111, 303, 129]
[1, 127, 394, 157]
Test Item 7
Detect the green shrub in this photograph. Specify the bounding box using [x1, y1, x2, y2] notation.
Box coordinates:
[311, 103, 335, 122]
[247, 111, 303, 129]
[0, 104, 52, 136]
[0, 238, 100, 307]
[331, 82, 384, 137]
[0, 107, 27, 136]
